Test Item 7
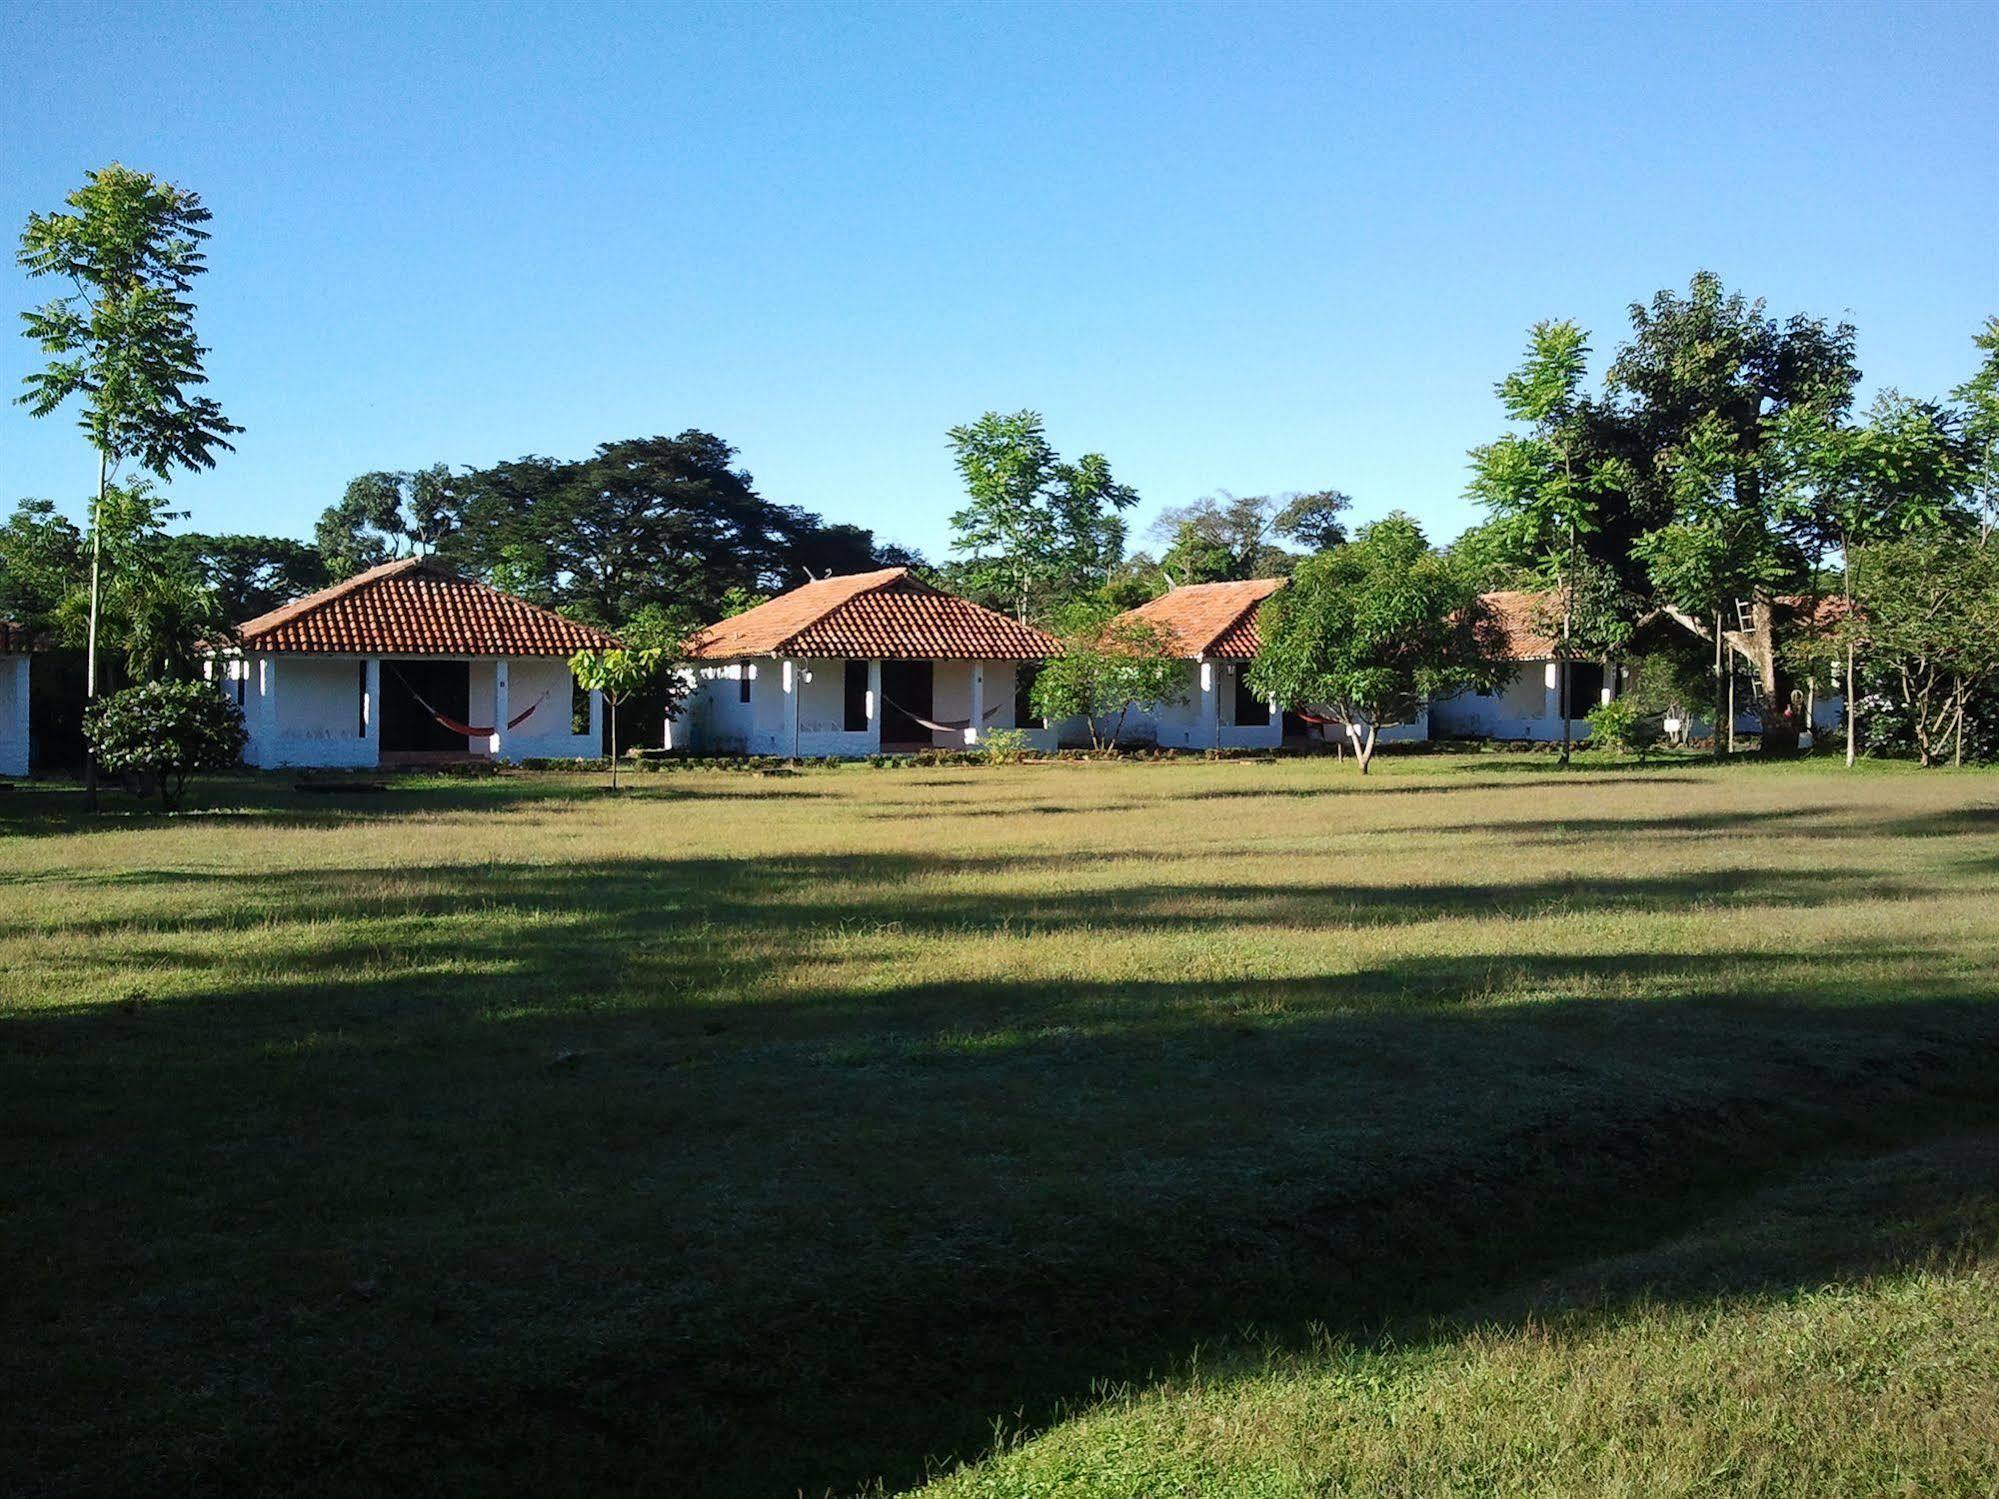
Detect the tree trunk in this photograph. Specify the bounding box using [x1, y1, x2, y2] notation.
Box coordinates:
[1844, 565, 1857, 768]
[84, 448, 106, 811]
[609, 699, 620, 790]
[1954, 677, 1965, 768]
[1349, 721, 1376, 775]
[1558, 595, 1572, 769]
[1712, 608, 1728, 760]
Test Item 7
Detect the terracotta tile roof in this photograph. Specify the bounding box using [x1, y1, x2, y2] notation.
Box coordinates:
[0, 621, 38, 653]
[685, 568, 1057, 660]
[1119, 578, 1288, 659]
[231, 558, 620, 656]
[1481, 589, 1562, 660]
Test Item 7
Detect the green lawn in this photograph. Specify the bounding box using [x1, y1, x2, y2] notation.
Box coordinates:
[3, 753, 1997, 1496]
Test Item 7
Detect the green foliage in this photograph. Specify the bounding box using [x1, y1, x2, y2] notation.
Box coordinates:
[1149, 490, 1348, 589]
[442, 433, 899, 627]
[1584, 697, 1653, 757]
[82, 679, 246, 807]
[979, 726, 1031, 764]
[1249, 514, 1502, 771]
[0, 499, 84, 631]
[314, 465, 460, 576]
[15, 163, 241, 474]
[1029, 600, 1184, 752]
[164, 532, 330, 623]
[569, 646, 669, 787]
[946, 410, 1138, 621]
[1840, 536, 1999, 765]
[1616, 651, 1711, 746]
[1949, 316, 1999, 533]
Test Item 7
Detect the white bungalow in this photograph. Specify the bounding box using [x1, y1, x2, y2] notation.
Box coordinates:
[1115, 579, 1431, 750]
[1430, 590, 1616, 741]
[670, 567, 1060, 756]
[207, 558, 617, 769]
[1, 621, 32, 778]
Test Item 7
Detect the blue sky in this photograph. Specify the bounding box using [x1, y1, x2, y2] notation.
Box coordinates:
[4, 0, 1994, 564]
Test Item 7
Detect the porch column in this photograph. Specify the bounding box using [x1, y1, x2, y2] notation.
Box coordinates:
[588, 686, 603, 750]
[490, 659, 510, 762]
[966, 662, 984, 746]
[363, 658, 381, 764]
[260, 655, 280, 769]
[867, 660, 882, 752]
[1543, 660, 1560, 726]
[784, 658, 802, 758]
[1198, 659, 1220, 749]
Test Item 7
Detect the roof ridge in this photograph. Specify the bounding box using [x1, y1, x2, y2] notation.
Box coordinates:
[233, 555, 428, 639]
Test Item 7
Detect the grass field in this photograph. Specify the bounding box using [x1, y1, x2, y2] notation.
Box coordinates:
[3, 752, 1997, 1496]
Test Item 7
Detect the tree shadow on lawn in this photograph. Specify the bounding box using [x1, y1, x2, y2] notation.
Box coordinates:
[5, 851, 1999, 1497]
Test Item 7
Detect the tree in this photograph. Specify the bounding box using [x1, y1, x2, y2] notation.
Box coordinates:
[1775, 389, 1973, 763]
[165, 533, 330, 621]
[16, 165, 241, 710]
[0, 499, 85, 631]
[946, 411, 1138, 621]
[314, 465, 460, 576]
[1147, 489, 1349, 590]
[1601, 273, 1859, 755]
[569, 647, 665, 789]
[452, 433, 899, 627]
[1469, 320, 1633, 766]
[1249, 514, 1503, 773]
[83, 679, 246, 809]
[1952, 316, 1999, 536]
[1838, 537, 1999, 767]
[1028, 602, 1184, 753]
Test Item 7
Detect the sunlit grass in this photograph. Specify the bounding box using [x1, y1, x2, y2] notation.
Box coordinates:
[2, 752, 1996, 1496]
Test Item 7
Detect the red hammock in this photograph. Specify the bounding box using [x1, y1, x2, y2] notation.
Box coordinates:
[390, 666, 549, 738]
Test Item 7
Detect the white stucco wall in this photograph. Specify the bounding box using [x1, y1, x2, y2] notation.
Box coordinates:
[0, 654, 28, 777]
[230, 654, 600, 768]
[667, 657, 1056, 757]
[1430, 660, 1613, 741]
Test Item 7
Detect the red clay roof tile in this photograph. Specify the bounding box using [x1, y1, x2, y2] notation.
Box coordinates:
[231, 558, 620, 656]
[1119, 578, 1288, 659]
[685, 569, 1057, 660]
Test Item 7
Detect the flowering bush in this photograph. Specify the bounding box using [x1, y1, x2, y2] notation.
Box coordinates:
[84, 680, 247, 809]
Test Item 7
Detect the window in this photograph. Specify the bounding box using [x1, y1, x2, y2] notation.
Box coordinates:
[844, 660, 869, 731]
[235, 662, 245, 707]
[1015, 663, 1042, 727]
[357, 660, 369, 738]
[1232, 665, 1270, 727]
[739, 665, 752, 704]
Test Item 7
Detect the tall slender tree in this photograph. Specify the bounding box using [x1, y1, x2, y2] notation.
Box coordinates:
[16, 165, 241, 701]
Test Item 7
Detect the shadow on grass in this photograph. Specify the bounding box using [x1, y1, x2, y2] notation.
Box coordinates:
[5, 834, 1999, 1497]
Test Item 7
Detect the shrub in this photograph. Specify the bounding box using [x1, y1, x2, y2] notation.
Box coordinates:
[84, 680, 247, 809]
[1585, 697, 1657, 758]
[980, 727, 1031, 764]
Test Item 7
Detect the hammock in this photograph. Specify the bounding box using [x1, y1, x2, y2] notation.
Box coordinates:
[882, 696, 1003, 735]
[389, 666, 549, 739]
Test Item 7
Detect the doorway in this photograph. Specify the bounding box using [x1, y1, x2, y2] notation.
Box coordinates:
[879, 660, 934, 747]
[381, 660, 471, 754]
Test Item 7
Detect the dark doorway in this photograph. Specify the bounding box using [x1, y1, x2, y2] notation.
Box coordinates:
[844, 661, 870, 732]
[1566, 661, 1605, 717]
[880, 660, 934, 747]
[381, 660, 471, 753]
[1232, 665, 1270, 727]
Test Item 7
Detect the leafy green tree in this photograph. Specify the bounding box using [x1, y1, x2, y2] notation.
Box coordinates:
[1249, 514, 1502, 773]
[16, 164, 241, 708]
[1952, 316, 1999, 536]
[1029, 602, 1184, 753]
[0, 499, 85, 631]
[83, 679, 246, 809]
[1150, 490, 1348, 588]
[946, 410, 1138, 621]
[569, 647, 666, 789]
[1469, 320, 1634, 765]
[165, 533, 330, 622]
[1601, 273, 1859, 754]
[314, 465, 460, 576]
[1837, 537, 1999, 766]
[1774, 389, 1973, 762]
[452, 433, 898, 626]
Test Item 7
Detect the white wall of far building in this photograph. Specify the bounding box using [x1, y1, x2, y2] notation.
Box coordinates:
[1430, 659, 1615, 740]
[668, 658, 1058, 757]
[212, 653, 602, 769]
[0, 654, 28, 777]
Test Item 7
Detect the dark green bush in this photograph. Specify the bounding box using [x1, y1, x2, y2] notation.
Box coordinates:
[84, 680, 247, 809]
